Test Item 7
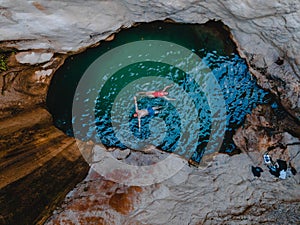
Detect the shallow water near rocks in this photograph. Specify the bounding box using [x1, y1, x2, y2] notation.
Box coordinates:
[47, 21, 274, 164]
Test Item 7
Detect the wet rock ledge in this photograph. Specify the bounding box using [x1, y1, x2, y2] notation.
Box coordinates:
[0, 0, 300, 224]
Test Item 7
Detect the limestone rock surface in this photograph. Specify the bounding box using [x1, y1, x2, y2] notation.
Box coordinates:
[45, 151, 300, 225]
[15, 51, 53, 65]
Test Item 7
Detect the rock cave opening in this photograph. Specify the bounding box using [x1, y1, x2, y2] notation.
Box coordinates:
[46, 20, 276, 165]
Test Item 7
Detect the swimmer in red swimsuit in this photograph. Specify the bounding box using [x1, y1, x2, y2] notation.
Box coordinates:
[133, 96, 161, 131]
[137, 84, 176, 100]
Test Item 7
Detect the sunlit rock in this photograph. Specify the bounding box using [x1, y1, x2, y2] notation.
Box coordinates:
[15, 51, 53, 65]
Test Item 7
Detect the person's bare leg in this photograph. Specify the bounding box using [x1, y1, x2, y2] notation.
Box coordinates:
[137, 91, 155, 97]
[152, 106, 162, 115]
[152, 106, 162, 110]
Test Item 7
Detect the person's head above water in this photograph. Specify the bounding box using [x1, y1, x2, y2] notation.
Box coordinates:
[133, 113, 138, 117]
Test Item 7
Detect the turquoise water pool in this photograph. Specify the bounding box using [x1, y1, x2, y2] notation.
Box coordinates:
[47, 21, 273, 164]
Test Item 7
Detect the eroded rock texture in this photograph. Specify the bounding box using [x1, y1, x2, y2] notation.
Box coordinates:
[0, 0, 300, 224]
[0, 52, 66, 119]
[45, 151, 300, 225]
[0, 108, 89, 224]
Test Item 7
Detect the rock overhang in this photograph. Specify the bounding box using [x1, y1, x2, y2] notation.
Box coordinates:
[1, 0, 299, 121]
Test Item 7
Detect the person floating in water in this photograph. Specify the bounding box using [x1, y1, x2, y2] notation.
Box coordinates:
[133, 96, 161, 131]
[137, 84, 176, 100]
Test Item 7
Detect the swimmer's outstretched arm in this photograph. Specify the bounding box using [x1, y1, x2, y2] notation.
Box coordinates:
[138, 117, 141, 131]
[134, 96, 138, 112]
[162, 84, 174, 92]
[134, 96, 141, 131]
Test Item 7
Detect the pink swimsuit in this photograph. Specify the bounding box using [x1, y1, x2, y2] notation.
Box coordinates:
[152, 91, 165, 97]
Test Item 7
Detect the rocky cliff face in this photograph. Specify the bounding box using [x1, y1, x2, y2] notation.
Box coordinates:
[1, 0, 299, 119]
[0, 0, 299, 224]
